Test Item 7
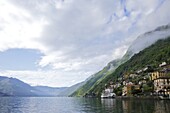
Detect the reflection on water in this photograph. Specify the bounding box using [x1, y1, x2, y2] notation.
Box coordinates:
[0, 97, 170, 113]
[101, 98, 170, 113]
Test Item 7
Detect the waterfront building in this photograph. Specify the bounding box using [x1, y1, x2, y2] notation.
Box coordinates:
[153, 76, 170, 96]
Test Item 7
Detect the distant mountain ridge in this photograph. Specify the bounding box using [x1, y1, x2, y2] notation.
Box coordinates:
[71, 24, 170, 97]
[33, 86, 67, 96]
[58, 81, 85, 96]
[0, 76, 67, 97]
[0, 76, 36, 96]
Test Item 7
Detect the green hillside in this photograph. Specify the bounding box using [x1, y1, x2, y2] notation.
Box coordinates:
[71, 50, 131, 97]
[79, 37, 170, 97]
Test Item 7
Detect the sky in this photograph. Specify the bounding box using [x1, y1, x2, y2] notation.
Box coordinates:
[0, 0, 170, 87]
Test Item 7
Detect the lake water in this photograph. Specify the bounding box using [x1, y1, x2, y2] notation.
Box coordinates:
[0, 97, 170, 113]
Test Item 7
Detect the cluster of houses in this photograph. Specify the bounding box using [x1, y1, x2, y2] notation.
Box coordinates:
[101, 62, 170, 98]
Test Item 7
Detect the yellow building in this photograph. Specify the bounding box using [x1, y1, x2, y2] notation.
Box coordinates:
[150, 70, 170, 96]
[122, 85, 140, 96]
[150, 71, 166, 80]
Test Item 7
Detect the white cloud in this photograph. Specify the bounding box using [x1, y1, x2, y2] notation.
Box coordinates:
[0, 0, 48, 51]
[0, 0, 170, 87]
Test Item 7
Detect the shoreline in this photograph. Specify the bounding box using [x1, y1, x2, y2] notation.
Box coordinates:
[115, 96, 170, 100]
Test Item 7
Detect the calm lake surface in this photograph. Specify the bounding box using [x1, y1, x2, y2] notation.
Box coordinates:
[0, 97, 170, 113]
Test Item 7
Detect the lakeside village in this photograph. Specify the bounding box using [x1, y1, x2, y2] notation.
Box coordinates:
[88, 61, 170, 99]
[101, 61, 170, 99]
